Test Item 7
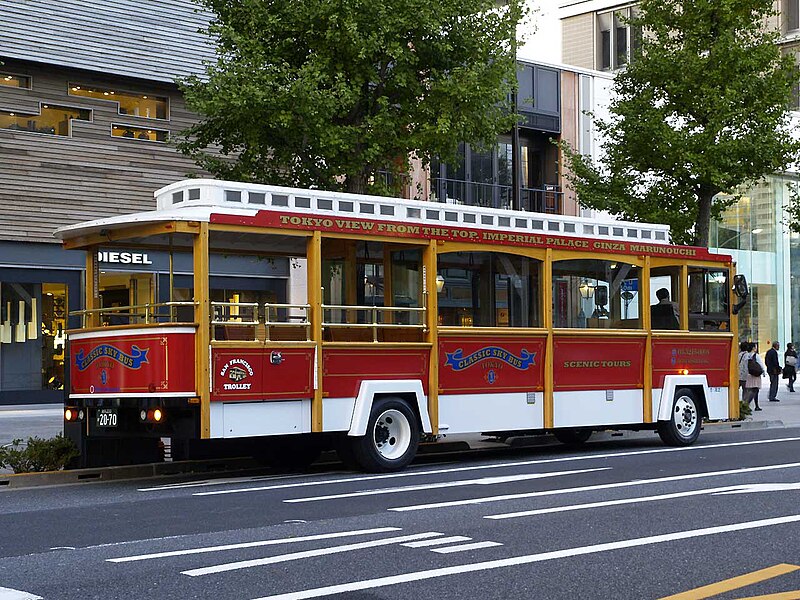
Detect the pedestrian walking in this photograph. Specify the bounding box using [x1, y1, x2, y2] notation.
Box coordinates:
[744, 342, 765, 411]
[784, 342, 798, 393]
[737, 341, 750, 397]
[765, 341, 782, 401]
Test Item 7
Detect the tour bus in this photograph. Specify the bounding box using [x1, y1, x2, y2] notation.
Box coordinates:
[56, 179, 748, 471]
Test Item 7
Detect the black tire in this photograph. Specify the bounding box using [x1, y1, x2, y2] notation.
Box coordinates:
[657, 387, 702, 446]
[350, 396, 420, 473]
[553, 428, 592, 446]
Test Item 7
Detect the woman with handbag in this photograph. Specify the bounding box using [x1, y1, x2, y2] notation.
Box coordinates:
[745, 342, 765, 411]
[784, 343, 798, 393]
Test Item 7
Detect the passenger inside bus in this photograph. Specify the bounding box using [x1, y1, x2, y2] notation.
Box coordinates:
[650, 288, 680, 330]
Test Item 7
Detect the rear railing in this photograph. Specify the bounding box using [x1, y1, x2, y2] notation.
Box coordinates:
[70, 301, 197, 328]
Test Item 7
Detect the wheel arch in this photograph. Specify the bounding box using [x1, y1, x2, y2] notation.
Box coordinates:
[656, 375, 710, 421]
[347, 380, 432, 437]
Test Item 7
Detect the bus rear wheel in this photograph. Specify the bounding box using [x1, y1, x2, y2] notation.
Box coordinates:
[658, 388, 701, 446]
[351, 397, 420, 473]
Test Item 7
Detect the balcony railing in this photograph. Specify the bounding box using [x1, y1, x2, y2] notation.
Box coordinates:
[430, 178, 561, 214]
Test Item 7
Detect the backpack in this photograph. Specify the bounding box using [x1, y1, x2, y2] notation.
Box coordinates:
[748, 356, 764, 377]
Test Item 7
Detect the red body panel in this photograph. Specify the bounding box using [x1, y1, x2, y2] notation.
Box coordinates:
[652, 337, 731, 388]
[553, 336, 646, 391]
[322, 348, 429, 398]
[438, 336, 545, 394]
[70, 330, 195, 396]
[211, 346, 315, 401]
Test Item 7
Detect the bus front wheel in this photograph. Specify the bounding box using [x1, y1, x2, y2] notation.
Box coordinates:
[658, 388, 701, 446]
[351, 397, 420, 472]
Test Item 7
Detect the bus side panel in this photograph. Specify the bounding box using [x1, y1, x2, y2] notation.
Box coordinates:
[552, 335, 646, 428]
[69, 328, 196, 397]
[438, 336, 546, 395]
[211, 346, 314, 401]
[651, 337, 732, 388]
[321, 348, 429, 398]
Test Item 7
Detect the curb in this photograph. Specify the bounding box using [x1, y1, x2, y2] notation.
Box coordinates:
[0, 456, 260, 490]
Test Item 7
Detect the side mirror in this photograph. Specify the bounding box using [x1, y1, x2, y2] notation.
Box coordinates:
[732, 274, 749, 315]
[733, 274, 749, 299]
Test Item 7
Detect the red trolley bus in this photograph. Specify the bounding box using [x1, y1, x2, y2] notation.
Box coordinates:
[57, 179, 748, 471]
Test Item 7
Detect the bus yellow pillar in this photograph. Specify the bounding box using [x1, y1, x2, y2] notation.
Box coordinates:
[193, 223, 211, 438]
[544, 248, 554, 429]
[642, 256, 653, 422]
[308, 232, 324, 432]
[424, 240, 439, 435]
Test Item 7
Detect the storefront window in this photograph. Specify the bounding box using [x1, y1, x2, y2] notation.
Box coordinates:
[0, 104, 91, 136]
[69, 84, 168, 119]
[0, 282, 67, 394]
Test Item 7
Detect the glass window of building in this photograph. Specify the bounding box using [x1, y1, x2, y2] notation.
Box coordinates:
[69, 84, 168, 119]
[553, 259, 642, 329]
[111, 124, 168, 142]
[437, 252, 541, 328]
[650, 266, 682, 330]
[597, 7, 639, 71]
[0, 72, 31, 89]
[786, 0, 800, 32]
[0, 104, 91, 136]
[688, 267, 730, 331]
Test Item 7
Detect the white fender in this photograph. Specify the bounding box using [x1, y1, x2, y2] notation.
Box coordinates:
[657, 375, 710, 421]
[347, 380, 432, 436]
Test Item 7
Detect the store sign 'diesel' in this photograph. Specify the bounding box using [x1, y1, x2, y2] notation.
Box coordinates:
[97, 251, 152, 265]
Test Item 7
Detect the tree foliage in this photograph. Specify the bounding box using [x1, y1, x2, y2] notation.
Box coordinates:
[178, 0, 525, 195]
[562, 0, 800, 246]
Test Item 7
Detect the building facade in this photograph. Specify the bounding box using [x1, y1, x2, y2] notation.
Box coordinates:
[0, 0, 610, 405]
[559, 0, 800, 353]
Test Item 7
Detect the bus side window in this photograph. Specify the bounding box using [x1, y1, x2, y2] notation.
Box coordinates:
[688, 267, 730, 331]
[437, 252, 541, 328]
[552, 259, 642, 329]
[650, 266, 681, 330]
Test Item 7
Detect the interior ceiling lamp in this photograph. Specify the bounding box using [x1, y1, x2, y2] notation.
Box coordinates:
[579, 279, 595, 299]
[436, 274, 445, 293]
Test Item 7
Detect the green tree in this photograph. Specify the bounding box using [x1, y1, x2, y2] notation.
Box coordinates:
[178, 0, 525, 195]
[562, 0, 800, 246]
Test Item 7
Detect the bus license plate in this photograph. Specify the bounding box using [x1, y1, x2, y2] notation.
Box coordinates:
[96, 408, 118, 428]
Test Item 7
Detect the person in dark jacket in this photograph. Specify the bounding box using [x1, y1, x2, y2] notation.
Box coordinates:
[765, 341, 782, 401]
[784, 343, 798, 393]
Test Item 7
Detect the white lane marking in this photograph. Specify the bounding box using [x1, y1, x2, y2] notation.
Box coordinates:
[191, 436, 800, 497]
[714, 482, 800, 494]
[401, 536, 472, 548]
[107, 527, 402, 563]
[283, 468, 610, 503]
[49, 546, 76, 550]
[390, 461, 800, 512]
[181, 532, 443, 577]
[431, 541, 503, 554]
[248, 514, 800, 600]
[0, 588, 42, 600]
[485, 486, 738, 519]
[139, 473, 303, 492]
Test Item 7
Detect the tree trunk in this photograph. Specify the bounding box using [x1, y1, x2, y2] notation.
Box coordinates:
[695, 189, 714, 247]
[345, 174, 369, 195]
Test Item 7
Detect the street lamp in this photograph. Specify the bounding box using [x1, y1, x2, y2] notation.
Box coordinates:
[436, 274, 445, 293]
[579, 278, 595, 299]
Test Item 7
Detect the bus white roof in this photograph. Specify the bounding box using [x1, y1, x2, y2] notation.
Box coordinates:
[55, 178, 672, 244]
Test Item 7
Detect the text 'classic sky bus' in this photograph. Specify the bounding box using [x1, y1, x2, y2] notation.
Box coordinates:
[56, 179, 748, 471]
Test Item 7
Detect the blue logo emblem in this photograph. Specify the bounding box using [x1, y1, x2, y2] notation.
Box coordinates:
[445, 347, 536, 371]
[100, 369, 108, 384]
[75, 344, 149, 371]
[486, 369, 497, 385]
[670, 348, 677, 366]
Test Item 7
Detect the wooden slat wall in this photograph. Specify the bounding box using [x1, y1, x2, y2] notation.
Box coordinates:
[0, 58, 206, 244]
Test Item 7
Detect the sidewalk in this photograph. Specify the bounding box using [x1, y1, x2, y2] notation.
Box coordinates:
[744, 378, 800, 427]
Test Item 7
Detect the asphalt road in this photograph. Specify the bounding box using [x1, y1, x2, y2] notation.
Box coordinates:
[2, 428, 800, 600]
